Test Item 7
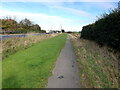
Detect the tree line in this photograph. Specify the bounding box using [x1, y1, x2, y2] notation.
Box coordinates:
[0, 16, 46, 34]
[80, 4, 120, 51]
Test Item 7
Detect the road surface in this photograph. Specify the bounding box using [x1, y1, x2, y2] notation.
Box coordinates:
[46, 35, 80, 88]
[0, 33, 46, 40]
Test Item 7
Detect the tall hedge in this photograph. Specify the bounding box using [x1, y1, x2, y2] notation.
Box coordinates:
[81, 9, 120, 51]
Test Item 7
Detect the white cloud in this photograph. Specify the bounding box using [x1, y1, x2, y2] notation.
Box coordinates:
[0, 10, 85, 31]
[1, 1, 116, 32]
[51, 5, 90, 16]
[1, 0, 119, 2]
[38, 2, 91, 17]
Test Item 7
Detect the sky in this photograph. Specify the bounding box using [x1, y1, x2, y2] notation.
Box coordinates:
[0, 0, 119, 32]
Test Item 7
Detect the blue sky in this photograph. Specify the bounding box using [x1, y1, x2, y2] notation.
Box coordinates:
[0, 1, 118, 31]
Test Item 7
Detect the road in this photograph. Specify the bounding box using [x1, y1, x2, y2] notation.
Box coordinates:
[0, 33, 46, 40]
[46, 35, 81, 88]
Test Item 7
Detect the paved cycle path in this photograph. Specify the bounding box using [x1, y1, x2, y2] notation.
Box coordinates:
[46, 35, 81, 88]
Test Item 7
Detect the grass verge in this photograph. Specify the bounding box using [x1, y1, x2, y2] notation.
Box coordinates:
[69, 34, 119, 88]
[2, 34, 67, 88]
[2, 34, 58, 59]
[0, 61, 1, 89]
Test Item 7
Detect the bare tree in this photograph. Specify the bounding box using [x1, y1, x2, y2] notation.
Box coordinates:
[19, 18, 32, 27]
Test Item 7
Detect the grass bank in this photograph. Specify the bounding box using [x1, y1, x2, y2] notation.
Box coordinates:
[2, 34, 58, 59]
[70, 34, 119, 88]
[3, 34, 67, 88]
[0, 41, 1, 89]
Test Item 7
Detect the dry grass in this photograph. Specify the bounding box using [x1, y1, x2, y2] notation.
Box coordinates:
[2, 33, 59, 59]
[0, 39, 2, 89]
[69, 34, 119, 88]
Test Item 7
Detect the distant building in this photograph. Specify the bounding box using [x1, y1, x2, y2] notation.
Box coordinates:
[48, 30, 61, 34]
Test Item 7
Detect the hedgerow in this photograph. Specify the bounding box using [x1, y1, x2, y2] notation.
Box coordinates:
[81, 8, 120, 51]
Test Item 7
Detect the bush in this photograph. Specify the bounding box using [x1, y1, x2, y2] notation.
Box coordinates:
[1, 18, 45, 34]
[81, 9, 120, 51]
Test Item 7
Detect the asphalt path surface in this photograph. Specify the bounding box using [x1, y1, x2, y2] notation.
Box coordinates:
[46, 35, 80, 88]
[0, 33, 46, 40]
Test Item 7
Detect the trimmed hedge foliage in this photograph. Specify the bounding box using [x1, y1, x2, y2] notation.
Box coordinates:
[81, 9, 120, 51]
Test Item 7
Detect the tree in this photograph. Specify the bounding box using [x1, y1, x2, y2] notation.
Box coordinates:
[2, 19, 17, 30]
[19, 18, 32, 29]
[32, 24, 41, 30]
[1, 16, 45, 34]
[61, 29, 65, 33]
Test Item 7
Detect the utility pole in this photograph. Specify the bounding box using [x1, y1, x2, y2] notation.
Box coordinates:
[60, 24, 62, 30]
[118, 1, 120, 10]
[51, 25, 52, 30]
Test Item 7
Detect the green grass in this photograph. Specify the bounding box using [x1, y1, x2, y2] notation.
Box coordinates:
[2, 34, 56, 59]
[2, 34, 67, 88]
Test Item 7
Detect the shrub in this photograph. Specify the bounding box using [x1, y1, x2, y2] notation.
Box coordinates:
[81, 9, 120, 51]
